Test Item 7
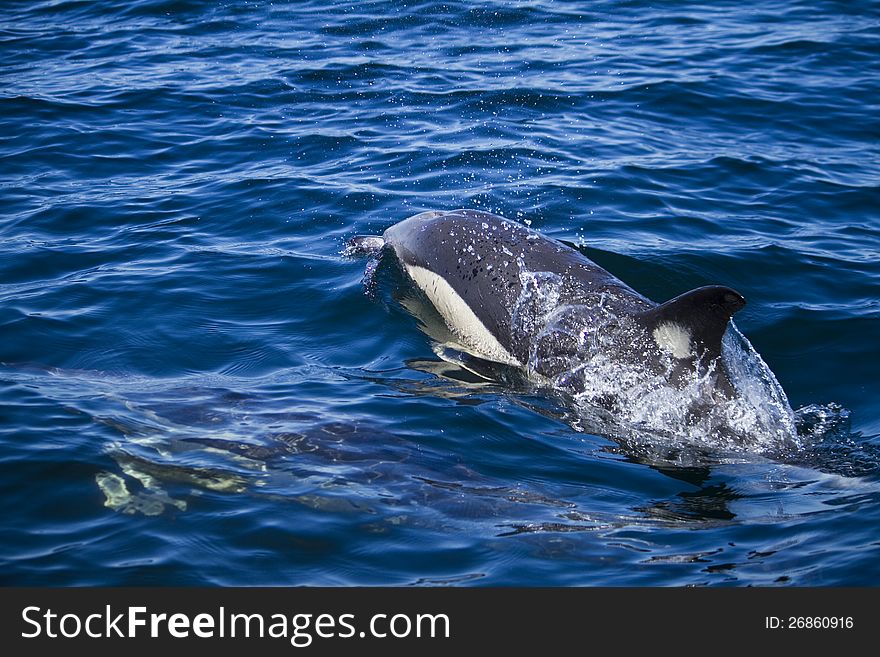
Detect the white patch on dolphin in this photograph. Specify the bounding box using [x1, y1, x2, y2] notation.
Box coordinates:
[652, 322, 693, 359]
[404, 263, 522, 366]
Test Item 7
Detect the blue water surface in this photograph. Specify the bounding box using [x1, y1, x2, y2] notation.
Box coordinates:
[1, 0, 879, 586]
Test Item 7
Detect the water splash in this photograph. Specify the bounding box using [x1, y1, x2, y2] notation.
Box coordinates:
[795, 403, 851, 441]
[722, 324, 798, 445]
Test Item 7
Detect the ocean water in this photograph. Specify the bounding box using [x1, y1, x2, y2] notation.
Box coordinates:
[1, 0, 878, 586]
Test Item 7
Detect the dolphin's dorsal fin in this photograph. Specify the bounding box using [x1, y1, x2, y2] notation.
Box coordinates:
[637, 285, 746, 360]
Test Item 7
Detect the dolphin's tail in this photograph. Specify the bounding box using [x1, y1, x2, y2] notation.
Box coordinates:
[343, 235, 386, 258]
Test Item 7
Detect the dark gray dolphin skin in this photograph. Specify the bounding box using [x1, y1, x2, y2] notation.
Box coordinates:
[350, 209, 746, 397]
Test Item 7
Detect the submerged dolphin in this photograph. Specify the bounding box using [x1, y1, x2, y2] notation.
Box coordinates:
[349, 209, 794, 444]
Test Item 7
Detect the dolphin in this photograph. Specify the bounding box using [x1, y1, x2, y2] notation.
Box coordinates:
[351, 209, 743, 384]
[348, 209, 794, 444]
